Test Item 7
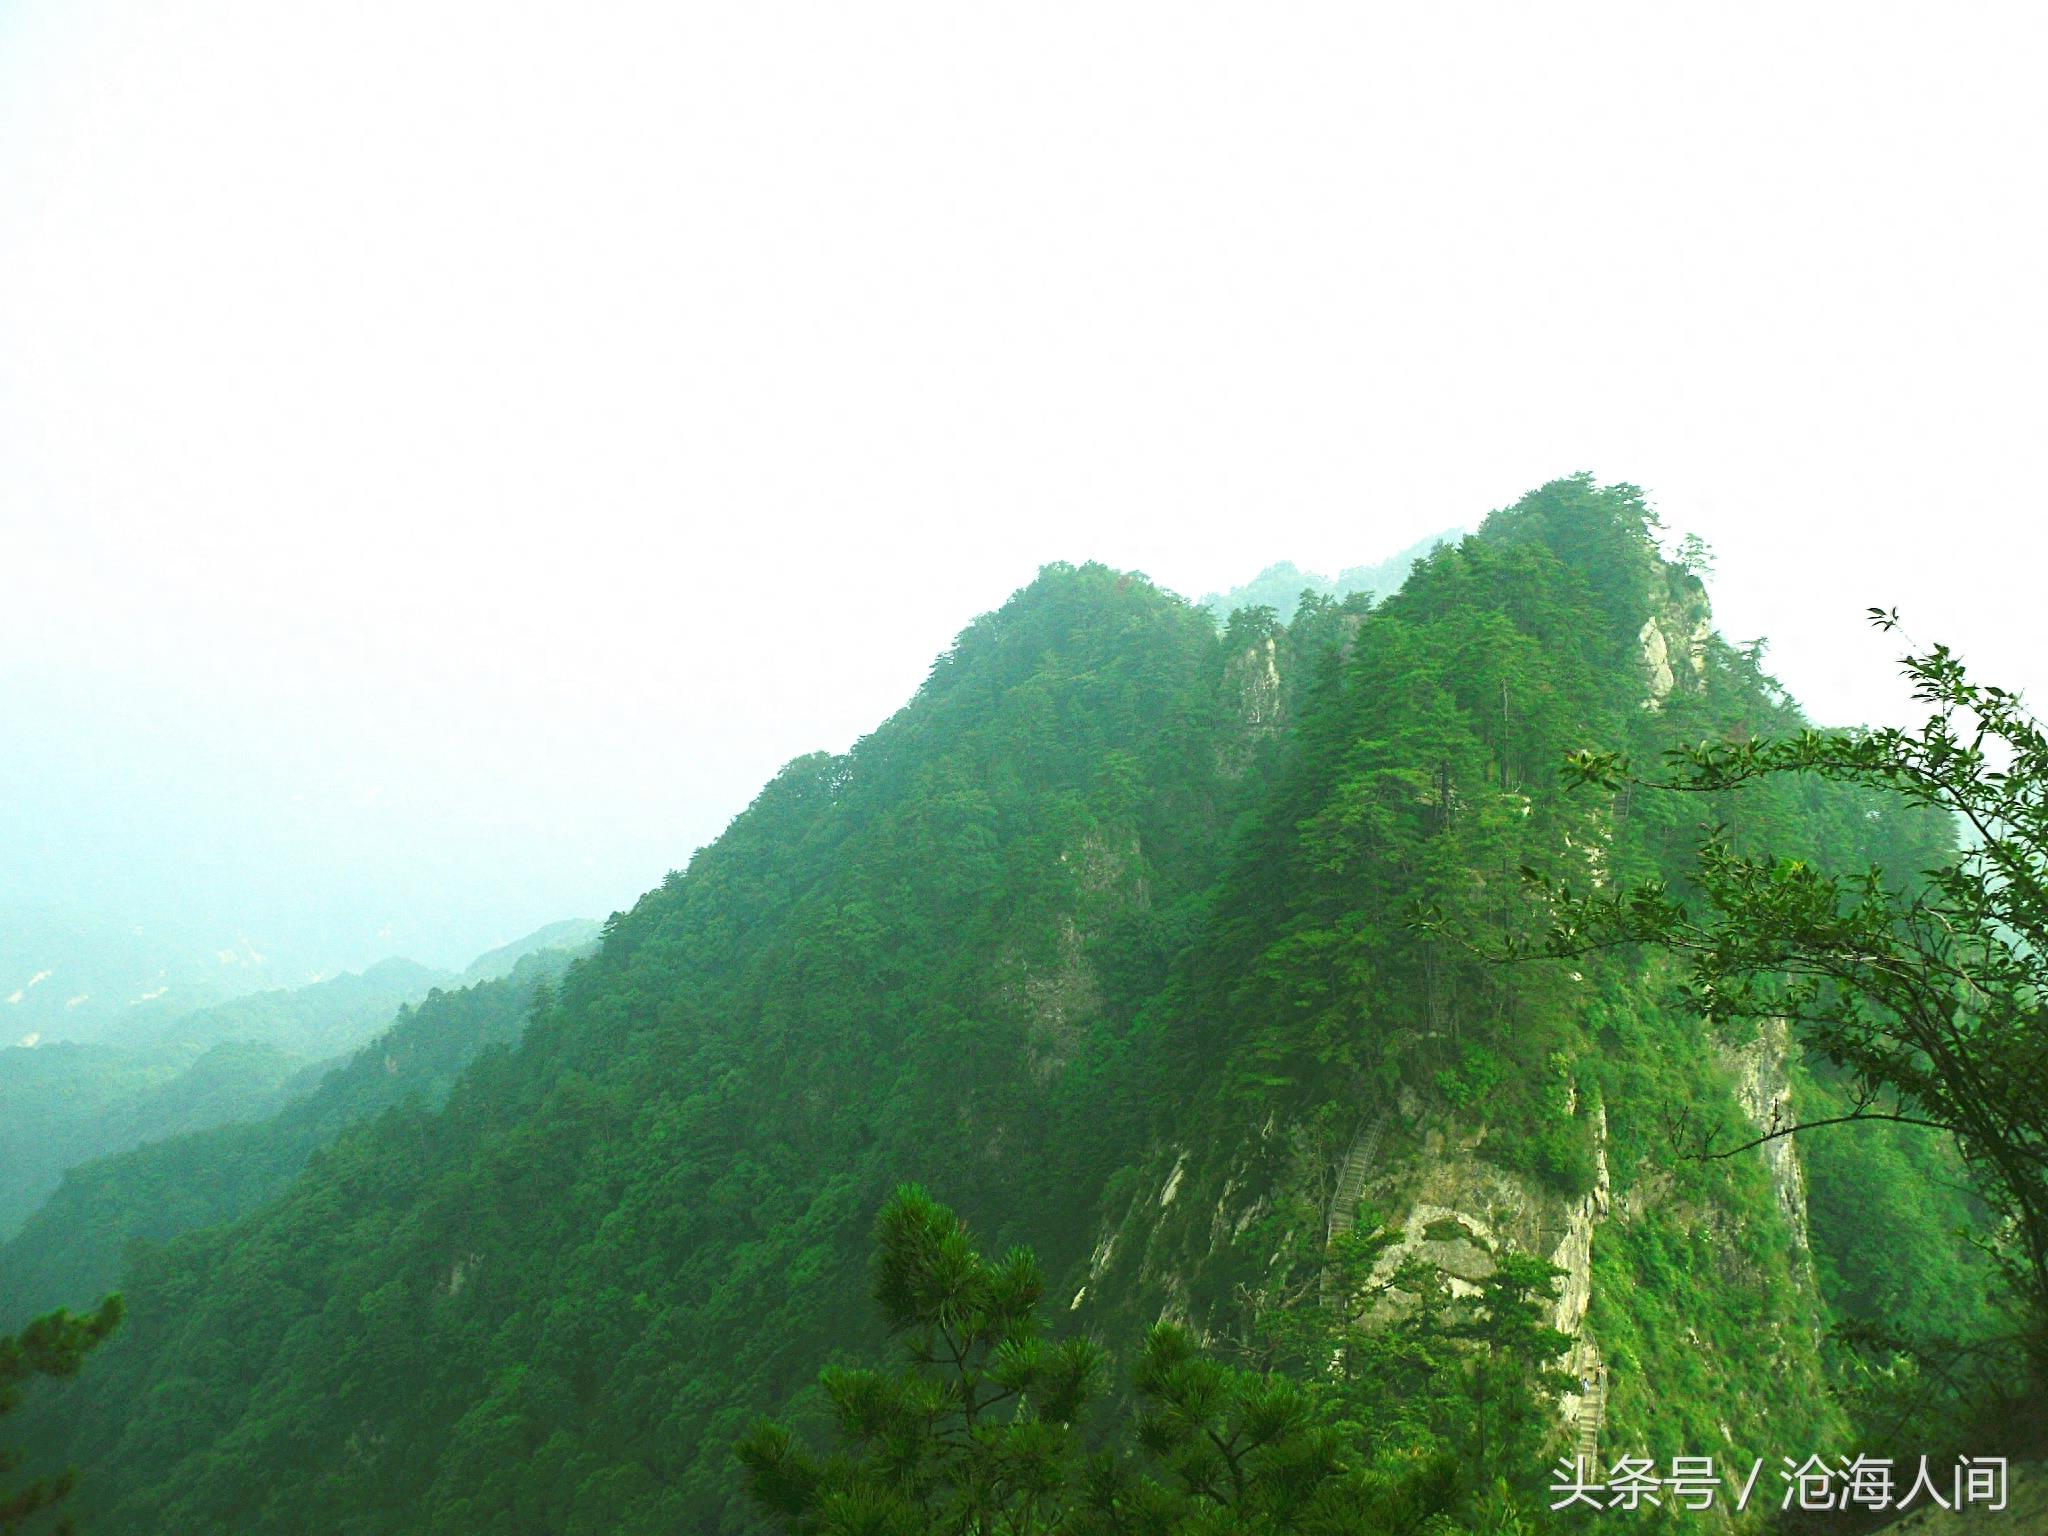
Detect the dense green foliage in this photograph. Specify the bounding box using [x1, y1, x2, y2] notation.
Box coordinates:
[9, 480, 2011, 1532]
[738, 1187, 1108, 1534]
[19, 563, 1241, 1533]
[742, 1188, 1564, 1535]
[0, 1297, 121, 1535]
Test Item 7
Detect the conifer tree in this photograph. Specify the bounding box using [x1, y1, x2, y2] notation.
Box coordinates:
[736, 1187, 1104, 1535]
[739, 1187, 1563, 1535]
[1, 1296, 122, 1535]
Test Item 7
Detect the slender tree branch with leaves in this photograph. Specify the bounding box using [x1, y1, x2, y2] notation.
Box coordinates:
[1508, 613, 2048, 1379]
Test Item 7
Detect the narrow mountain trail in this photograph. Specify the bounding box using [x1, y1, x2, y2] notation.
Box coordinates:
[1322, 1111, 1391, 1312]
[1571, 1337, 1606, 1471]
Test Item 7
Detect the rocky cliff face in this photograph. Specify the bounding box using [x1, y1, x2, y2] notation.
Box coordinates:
[1726, 1016, 1813, 1255]
[1070, 1002, 1837, 1503]
[1217, 628, 1288, 778]
[1639, 571, 1713, 711]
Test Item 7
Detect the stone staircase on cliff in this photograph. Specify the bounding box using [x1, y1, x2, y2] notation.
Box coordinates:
[1571, 1337, 1607, 1472]
[1322, 1112, 1391, 1313]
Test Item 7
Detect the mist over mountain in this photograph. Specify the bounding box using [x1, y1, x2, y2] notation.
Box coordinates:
[10, 479, 2022, 1534]
[0, 905, 281, 1049]
[5, 1, 2045, 1525]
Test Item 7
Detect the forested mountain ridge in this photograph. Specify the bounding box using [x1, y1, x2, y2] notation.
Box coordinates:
[14, 480, 2003, 1532]
[1066, 487, 1979, 1485]
[20, 562, 1251, 1533]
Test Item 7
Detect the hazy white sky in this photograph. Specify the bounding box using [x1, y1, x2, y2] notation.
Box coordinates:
[2, 2, 2044, 969]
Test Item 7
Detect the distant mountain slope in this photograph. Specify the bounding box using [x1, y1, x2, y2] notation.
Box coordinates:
[462, 919, 602, 983]
[0, 905, 277, 1047]
[0, 944, 586, 1327]
[138, 956, 453, 1055]
[15, 482, 2006, 1534]
[0, 959, 445, 1239]
[1198, 526, 1462, 624]
[0, 924, 590, 1242]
